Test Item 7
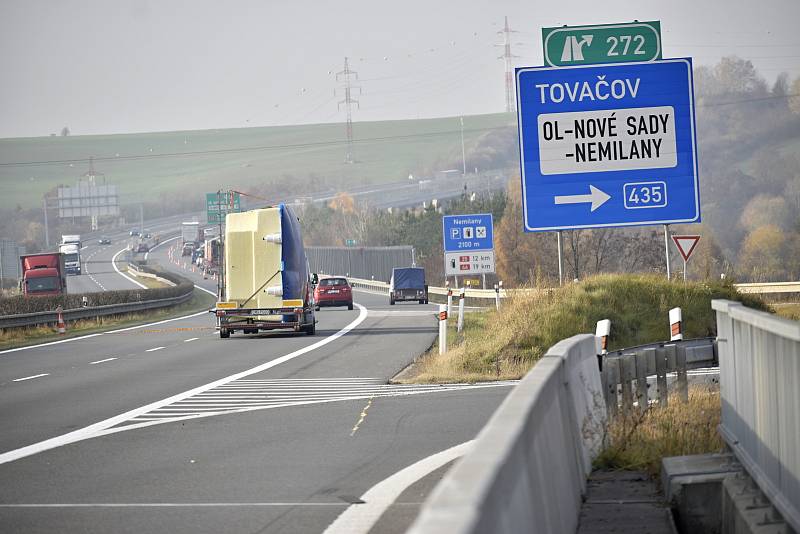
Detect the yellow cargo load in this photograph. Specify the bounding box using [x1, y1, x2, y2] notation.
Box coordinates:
[224, 207, 283, 310]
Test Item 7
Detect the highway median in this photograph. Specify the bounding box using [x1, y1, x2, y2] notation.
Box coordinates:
[0, 265, 215, 350]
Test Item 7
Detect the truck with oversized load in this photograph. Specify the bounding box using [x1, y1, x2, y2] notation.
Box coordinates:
[58, 243, 81, 275]
[212, 204, 316, 338]
[389, 267, 428, 305]
[20, 253, 67, 296]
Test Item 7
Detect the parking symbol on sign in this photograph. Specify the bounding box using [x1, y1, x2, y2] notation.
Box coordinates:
[451, 228, 461, 240]
[476, 226, 486, 239]
[463, 227, 474, 239]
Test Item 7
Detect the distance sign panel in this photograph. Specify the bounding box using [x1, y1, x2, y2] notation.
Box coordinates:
[515, 58, 700, 232]
[442, 213, 494, 253]
[444, 251, 495, 276]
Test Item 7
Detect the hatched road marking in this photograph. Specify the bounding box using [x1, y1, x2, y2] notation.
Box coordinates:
[110, 378, 518, 429]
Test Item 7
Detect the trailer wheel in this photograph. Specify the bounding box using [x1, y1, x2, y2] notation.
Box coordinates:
[220, 329, 230, 339]
[315, 305, 320, 311]
[304, 322, 316, 335]
[347, 303, 353, 310]
[389, 297, 395, 306]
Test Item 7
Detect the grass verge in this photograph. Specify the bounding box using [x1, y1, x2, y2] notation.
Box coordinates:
[594, 385, 724, 479]
[773, 302, 800, 321]
[0, 288, 215, 350]
[401, 274, 768, 384]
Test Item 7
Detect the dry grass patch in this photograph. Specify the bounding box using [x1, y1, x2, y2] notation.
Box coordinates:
[401, 274, 765, 384]
[594, 386, 724, 478]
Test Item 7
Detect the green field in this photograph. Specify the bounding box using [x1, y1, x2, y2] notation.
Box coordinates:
[0, 113, 515, 210]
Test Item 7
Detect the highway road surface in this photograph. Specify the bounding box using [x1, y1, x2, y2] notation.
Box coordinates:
[0, 236, 515, 533]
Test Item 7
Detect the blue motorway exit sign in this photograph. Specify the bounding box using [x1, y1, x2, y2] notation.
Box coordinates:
[515, 58, 700, 232]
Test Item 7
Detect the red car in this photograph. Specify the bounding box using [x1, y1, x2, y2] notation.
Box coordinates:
[314, 277, 353, 310]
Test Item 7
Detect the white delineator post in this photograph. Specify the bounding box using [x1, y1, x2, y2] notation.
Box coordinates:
[494, 282, 501, 311]
[446, 281, 453, 316]
[669, 307, 683, 341]
[595, 319, 611, 355]
[438, 305, 448, 355]
[457, 286, 466, 333]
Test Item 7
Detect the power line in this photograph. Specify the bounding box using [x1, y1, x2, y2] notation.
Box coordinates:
[0, 125, 513, 168]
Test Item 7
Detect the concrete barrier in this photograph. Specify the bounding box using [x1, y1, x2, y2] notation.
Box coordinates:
[408, 334, 605, 534]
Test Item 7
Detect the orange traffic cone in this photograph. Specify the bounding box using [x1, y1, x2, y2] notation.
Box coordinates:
[56, 306, 66, 334]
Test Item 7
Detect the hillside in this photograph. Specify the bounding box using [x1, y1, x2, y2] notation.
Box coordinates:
[0, 113, 515, 210]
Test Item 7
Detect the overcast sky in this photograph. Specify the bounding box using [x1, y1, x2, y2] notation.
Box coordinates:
[1, 0, 798, 138]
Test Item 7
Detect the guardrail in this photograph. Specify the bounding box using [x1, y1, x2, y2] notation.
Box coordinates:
[0, 263, 195, 331]
[409, 334, 605, 534]
[602, 337, 717, 413]
[712, 300, 800, 531]
[0, 291, 193, 330]
[347, 277, 799, 300]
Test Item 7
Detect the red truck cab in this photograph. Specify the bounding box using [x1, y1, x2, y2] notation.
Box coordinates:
[20, 253, 67, 296]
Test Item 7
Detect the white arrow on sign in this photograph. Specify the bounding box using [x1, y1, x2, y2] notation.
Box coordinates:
[554, 185, 611, 212]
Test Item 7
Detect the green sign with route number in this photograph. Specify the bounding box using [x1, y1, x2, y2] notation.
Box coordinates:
[542, 21, 662, 67]
[206, 192, 241, 224]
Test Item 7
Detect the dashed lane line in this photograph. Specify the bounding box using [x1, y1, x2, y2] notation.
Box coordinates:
[12, 374, 49, 382]
[184, 337, 199, 343]
[89, 358, 117, 365]
[145, 346, 165, 352]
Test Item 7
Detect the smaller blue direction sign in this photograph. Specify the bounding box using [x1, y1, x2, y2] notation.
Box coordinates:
[442, 214, 495, 276]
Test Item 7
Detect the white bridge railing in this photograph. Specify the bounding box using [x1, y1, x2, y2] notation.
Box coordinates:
[713, 300, 800, 531]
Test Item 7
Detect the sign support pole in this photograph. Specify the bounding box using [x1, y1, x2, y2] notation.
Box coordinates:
[217, 190, 224, 300]
[663, 224, 671, 280]
[683, 259, 687, 282]
[557, 231, 564, 286]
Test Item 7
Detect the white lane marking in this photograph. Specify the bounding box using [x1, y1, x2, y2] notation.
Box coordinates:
[89, 358, 117, 365]
[13, 374, 50, 382]
[0, 503, 350, 508]
[0, 310, 209, 355]
[145, 346, 165, 352]
[323, 441, 473, 534]
[184, 337, 199, 343]
[0, 304, 369, 465]
[111, 247, 147, 289]
[104, 309, 209, 334]
[194, 284, 217, 296]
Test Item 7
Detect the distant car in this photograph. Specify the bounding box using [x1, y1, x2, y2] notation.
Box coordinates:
[314, 277, 353, 311]
[98, 237, 111, 245]
[181, 242, 194, 256]
[143, 232, 152, 239]
[129, 229, 140, 236]
[136, 243, 149, 253]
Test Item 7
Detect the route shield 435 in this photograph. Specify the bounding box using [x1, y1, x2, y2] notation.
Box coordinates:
[515, 58, 700, 232]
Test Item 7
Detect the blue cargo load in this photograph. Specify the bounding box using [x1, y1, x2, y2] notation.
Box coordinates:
[280, 203, 309, 302]
[392, 267, 426, 289]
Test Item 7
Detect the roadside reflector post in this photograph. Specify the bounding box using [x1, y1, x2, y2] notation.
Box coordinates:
[596, 318, 611, 370]
[446, 280, 453, 316]
[56, 305, 66, 335]
[669, 307, 683, 341]
[457, 286, 466, 333]
[495, 281, 503, 311]
[438, 304, 448, 355]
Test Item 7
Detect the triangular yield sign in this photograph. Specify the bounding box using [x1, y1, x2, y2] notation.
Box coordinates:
[671, 235, 701, 262]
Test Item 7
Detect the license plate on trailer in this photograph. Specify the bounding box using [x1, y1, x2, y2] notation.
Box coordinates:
[249, 309, 278, 315]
